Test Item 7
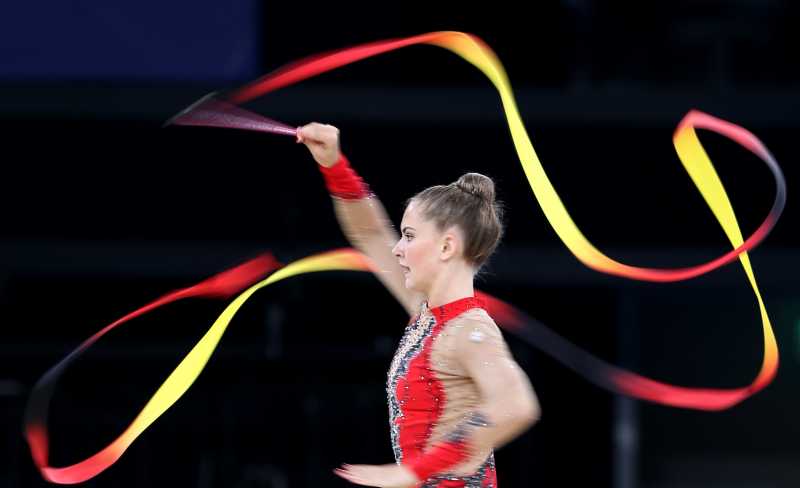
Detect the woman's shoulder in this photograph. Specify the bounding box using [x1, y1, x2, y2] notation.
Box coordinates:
[446, 309, 503, 341]
[456, 306, 497, 325]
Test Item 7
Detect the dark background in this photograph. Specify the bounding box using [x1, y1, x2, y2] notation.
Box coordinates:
[1, 1, 799, 487]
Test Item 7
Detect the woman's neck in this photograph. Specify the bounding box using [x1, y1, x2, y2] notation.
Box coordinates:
[425, 263, 475, 309]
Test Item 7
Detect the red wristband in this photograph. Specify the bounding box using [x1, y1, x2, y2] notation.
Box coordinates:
[404, 439, 471, 481]
[318, 154, 371, 199]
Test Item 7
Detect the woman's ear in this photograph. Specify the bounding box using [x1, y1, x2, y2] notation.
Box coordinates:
[439, 229, 461, 261]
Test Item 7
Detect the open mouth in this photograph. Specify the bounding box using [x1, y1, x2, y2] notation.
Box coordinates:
[400, 265, 410, 274]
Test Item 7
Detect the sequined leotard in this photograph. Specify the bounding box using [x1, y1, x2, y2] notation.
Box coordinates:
[387, 295, 498, 488]
[316, 155, 508, 486]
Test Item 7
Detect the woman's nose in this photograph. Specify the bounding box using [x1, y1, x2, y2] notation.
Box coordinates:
[392, 239, 402, 257]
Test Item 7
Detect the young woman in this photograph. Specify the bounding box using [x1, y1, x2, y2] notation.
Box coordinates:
[297, 123, 540, 488]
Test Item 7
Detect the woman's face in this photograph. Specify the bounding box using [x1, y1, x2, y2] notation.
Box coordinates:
[392, 201, 443, 293]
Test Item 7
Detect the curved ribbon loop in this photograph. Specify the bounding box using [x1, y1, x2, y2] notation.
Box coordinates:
[24, 255, 280, 484]
[170, 30, 783, 405]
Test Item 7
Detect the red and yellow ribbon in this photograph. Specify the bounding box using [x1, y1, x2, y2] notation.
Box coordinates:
[27, 31, 785, 483]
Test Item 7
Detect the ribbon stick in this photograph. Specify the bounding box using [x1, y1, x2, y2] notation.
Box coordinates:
[166, 92, 297, 137]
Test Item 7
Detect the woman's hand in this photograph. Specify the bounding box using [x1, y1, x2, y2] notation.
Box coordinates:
[333, 463, 419, 488]
[297, 122, 341, 167]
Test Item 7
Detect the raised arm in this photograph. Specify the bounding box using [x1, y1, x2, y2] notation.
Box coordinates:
[297, 123, 424, 316]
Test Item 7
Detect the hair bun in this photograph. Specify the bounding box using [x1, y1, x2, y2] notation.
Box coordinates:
[411, 172, 505, 270]
[455, 173, 496, 203]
